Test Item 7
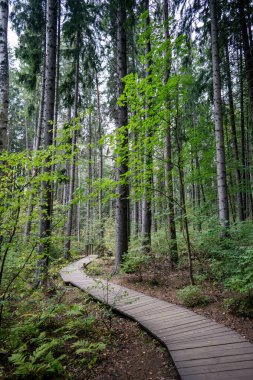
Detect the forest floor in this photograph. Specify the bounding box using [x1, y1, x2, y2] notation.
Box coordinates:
[0, 282, 179, 380]
[60, 287, 179, 380]
[86, 256, 253, 343]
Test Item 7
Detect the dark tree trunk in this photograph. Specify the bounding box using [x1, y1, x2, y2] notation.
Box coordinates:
[86, 112, 92, 250]
[175, 102, 194, 285]
[163, 0, 178, 264]
[36, 0, 57, 285]
[225, 44, 245, 221]
[0, 0, 8, 152]
[95, 70, 103, 240]
[238, 0, 253, 123]
[141, 0, 152, 252]
[239, 47, 247, 215]
[64, 40, 79, 259]
[114, 5, 129, 272]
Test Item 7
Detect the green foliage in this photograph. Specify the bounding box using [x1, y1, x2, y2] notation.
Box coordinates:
[223, 297, 253, 318]
[72, 340, 106, 353]
[1, 291, 106, 379]
[177, 285, 210, 307]
[104, 217, 116, 255]
[121, 246, 151, 281]
[151, 229, 172, 257]
[9, 342, 66, 378]
[192, 222, 253, 295]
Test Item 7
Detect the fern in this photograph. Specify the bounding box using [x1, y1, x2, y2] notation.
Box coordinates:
[72, 340, 106, 354]
[66, 304, 85, 316]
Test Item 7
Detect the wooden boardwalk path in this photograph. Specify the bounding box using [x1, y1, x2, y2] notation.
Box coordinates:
[60, 256, 253, 380]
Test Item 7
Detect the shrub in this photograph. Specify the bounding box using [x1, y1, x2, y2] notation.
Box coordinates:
[121, 249, 151, 281]
[177, 285, 210, 307]
[223, 297, 253, 318]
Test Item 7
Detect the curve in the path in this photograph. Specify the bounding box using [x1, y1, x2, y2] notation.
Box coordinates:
[60, 256, 253, 380]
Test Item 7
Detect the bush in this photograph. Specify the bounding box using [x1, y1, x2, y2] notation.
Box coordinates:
[121, 249, 151, 281]
[177, 285, 210, 307]
[223, 297, 253, 318]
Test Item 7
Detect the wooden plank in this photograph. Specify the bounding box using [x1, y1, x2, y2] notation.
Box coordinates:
[171, 342, 253, 361]
[167, 330, 235, 344]
[143, 315, 208, 330]
[177, 353, 253, 368]
[182, 368, 253, 380]
[126, 305, 186, 319]
[150, 320, 219, 335]
[117, 299, 163, 312]
[180, 360, 253, 376]
[165, 325, 230, 341]
[169, 336, 247, 351]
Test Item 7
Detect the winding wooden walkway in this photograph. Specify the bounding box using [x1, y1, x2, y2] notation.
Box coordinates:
[60, 256, 253, 380]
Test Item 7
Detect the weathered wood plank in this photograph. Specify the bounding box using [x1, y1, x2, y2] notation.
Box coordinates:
[171, 342, 253, 361]
[182, 368, 253, 380]
[180, 360, 253, 376]
[177, 353, 253, 368]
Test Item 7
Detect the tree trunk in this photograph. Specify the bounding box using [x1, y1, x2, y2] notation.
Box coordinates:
[225, 44, 245, 221]
[36, 0, 57, 285]
[86, 112, 92, 251]
[53, 0, 61, 146]
[64, 40, 79, 259]
[52, 0, 61, 199]
[163, 0, 178, 264]
[114, 5, 129, 272]
[95, 70, 104, 240]
[0, 0, 8, 152]
[175, 101, 194, 285]
[141, 0, 152, 252]
[238, 0, 253, 123]
[209, 0, 229, 231]
[239, 46, 247, 216]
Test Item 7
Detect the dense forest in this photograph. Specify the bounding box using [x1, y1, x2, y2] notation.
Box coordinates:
[0, 0, 253, 378]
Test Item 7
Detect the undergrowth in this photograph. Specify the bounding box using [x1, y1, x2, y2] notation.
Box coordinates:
[0, 287, 109, 379]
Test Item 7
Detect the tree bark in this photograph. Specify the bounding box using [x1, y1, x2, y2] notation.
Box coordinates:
[64, 39, 79, 259]
[141, 0, 152, 252]
[0, 0, 8, 152]
[95, 70, 104, 240]
[225, 44, 245, 221]
[163, 0, 178, 264]
[86, 112, 92, 251]
[36, 0, 57, 285]
[114, 5, 129, 272]
[209, 0, 229, 231]
[238, 0, 253, 124]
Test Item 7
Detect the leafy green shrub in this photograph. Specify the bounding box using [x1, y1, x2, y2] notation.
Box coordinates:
[121, 250, 151, 281]
[103, 217, 115, 255]
[151, 229, 170, 256]
[177, 285, 210, 307]
[194, 274, 207, 285]
[223, 297, 253, 318]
